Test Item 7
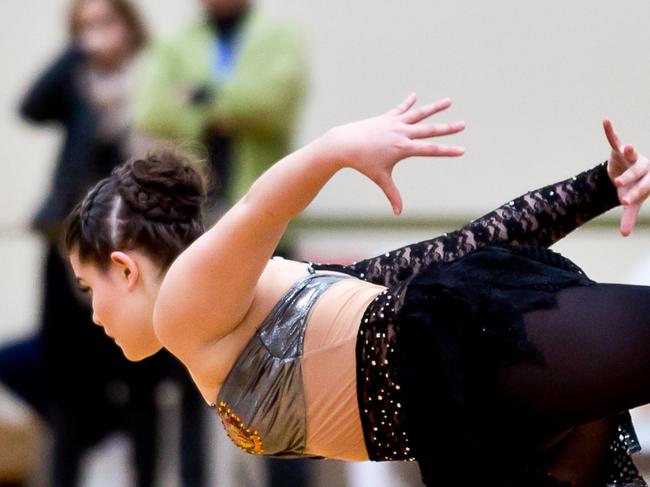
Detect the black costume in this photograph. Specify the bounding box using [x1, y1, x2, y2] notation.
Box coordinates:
[312, 162, 647, 486]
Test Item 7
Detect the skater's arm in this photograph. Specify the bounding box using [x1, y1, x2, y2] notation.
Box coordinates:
[155, 95, 465, 346]
[320, 163, 618, 286]
[331, 121, 650, 287]
[452, 160, 620, 249]
[455, 120, 650, 246]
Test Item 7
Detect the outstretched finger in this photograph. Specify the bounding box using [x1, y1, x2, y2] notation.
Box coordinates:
[406, 120, 466, 139]
[401, 98, 452, 124]
[386, 93, 417, 116]
[407, 140, 465, 157]
[620, 203, 640, 237]
[603, 118, 622, 153]
[376, 173, 403, 215]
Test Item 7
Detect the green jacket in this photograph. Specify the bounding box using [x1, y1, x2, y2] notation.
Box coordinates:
[134, 10, 307, 203]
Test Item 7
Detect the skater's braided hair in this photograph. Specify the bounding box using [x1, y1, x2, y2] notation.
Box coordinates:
[65, 149, 207, 271]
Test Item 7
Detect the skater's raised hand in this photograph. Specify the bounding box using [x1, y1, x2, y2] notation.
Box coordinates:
[603, 118, 650, 236]
[327, 94, 465, 215]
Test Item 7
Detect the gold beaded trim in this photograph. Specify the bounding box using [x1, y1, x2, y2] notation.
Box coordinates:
[217, 401, 264, 455]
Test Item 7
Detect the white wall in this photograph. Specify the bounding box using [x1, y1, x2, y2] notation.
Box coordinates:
[262, 0, 650, 218]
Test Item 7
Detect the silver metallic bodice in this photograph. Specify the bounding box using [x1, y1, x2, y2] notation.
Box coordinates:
[213, 271, 350, 457]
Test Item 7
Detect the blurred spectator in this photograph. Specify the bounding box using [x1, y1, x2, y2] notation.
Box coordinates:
[0, 1, 204, 486]
[133, 0, 307, 216]
[133, 1, 308, 485]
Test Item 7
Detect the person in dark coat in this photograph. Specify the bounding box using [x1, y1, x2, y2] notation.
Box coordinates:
[0, 1, 205, 486]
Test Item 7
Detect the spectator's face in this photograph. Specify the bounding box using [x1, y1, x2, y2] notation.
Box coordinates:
[201, 0, 249, 17]
[76, 0, 131, 66]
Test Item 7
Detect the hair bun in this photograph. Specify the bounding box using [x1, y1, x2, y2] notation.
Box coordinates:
[114, 150, 206, 223]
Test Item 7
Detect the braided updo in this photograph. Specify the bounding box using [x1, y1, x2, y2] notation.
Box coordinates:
[65, 149, 207, 271]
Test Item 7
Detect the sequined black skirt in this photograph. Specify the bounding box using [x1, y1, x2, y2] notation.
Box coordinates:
[355, 245, 645, 486]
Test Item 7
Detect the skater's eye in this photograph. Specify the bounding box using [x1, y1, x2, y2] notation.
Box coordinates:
[79, 286, 93, 297]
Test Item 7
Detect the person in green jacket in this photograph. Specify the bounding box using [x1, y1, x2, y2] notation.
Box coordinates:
[133, 0, 307, 214]
[133, 2, 309, 485]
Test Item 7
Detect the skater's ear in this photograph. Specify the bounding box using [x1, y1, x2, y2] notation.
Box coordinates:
[110, 251, 139, 292]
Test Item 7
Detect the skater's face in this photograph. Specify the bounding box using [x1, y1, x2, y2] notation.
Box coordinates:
[69, 248, 163, 361]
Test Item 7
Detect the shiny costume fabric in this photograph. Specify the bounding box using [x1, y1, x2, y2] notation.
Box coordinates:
[213, 272, 348, 457]
[313, 162, 646, 486]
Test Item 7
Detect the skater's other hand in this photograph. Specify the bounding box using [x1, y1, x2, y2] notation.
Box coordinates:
[603, 118, 650, 236]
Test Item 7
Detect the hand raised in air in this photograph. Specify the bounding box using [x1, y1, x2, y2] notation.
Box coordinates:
[327, 94, 465, 215]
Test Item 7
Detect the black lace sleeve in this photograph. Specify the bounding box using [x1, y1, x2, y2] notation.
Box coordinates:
[312, 162, 620, 287]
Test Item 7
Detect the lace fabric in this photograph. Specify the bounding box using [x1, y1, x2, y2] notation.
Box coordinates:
[314, 162, 618, 287]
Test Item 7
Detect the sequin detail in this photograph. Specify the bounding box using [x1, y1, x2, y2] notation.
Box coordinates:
[604, 414, 646, 486]
[357, 287, 415, 461]
[217, 401, 264, 455]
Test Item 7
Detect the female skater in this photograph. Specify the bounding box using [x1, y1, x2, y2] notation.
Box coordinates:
[67, 95, 650, 486]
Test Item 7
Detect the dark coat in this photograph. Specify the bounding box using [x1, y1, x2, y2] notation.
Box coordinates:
[19, 47, 122, 239]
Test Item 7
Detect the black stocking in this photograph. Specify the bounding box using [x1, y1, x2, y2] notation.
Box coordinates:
[492, 284, 650, 486]
[500, 284, 650, 429]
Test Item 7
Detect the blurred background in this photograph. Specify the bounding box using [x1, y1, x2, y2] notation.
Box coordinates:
[1, 0, 650, 486]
